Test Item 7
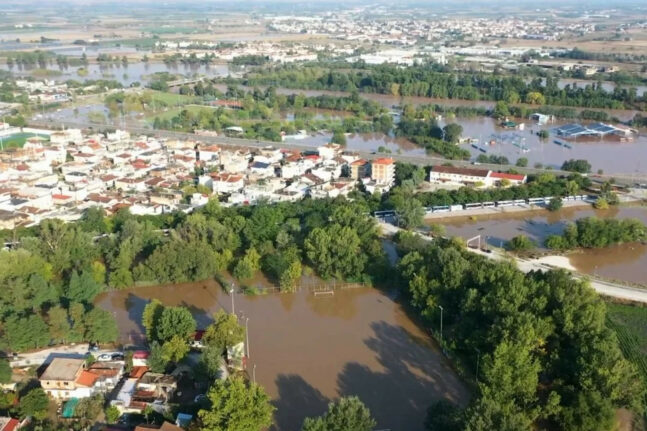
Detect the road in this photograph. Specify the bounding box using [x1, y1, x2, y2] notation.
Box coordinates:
[26, 118, 646, 186]
[9, 343, 116, 368]
[379, 222, 647, 304]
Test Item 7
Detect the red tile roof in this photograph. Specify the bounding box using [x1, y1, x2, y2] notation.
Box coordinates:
[76, 370, 100, 387]
[490, 172, 526, 181]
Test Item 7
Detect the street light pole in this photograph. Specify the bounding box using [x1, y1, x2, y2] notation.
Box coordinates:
[245, 317, 250, 358]
[438, 305, 444, 342]
[230, 285, 235, 316]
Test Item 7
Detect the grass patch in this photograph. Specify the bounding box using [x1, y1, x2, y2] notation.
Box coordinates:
[0, 133, 50, 149]
[30, 68, 62, 78]
[606, 302, 647, 380]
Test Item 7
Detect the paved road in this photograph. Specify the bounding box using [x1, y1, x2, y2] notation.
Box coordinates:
[9, 343, 116, 368]
[379, 222, 647, 304]
[27, 118, 645, 186]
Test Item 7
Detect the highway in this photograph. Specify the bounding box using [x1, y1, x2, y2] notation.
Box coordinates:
[379, 222, 647, 304]
[27, 118, 647, 186]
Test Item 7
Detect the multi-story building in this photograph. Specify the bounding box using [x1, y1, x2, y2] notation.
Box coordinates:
[370, 158, 395, 184]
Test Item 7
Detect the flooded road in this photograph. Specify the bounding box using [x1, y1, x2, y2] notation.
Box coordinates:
[432, 205, 647, 285]
[96, 281, 469, 431]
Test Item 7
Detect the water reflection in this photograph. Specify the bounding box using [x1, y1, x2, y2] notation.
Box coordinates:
[96, 280, 469, 430]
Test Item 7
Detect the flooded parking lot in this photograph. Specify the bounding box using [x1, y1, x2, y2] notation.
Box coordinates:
[96, 281, 469, 430]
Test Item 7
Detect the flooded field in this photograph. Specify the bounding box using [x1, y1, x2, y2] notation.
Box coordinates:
[298, 132, 425, 156]
[432, 205, 647, 285]
[95, 281, 469, 431]
[0, 62, 230, 86]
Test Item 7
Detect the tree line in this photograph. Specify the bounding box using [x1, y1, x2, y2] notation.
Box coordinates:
[545, 217, 646, 250]
[236, 63, 646, 110]
[395, 235, 644, 431]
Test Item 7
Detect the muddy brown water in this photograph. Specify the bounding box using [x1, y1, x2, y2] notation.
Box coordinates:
[432, 205, 647, 285]
[96, 280, 469, 430]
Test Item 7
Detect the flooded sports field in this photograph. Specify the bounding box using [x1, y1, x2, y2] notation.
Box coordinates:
[432, 205, 647, 285]
[96, 281, 469, 431]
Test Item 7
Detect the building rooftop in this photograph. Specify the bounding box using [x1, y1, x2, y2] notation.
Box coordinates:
[40, 358, 84, 381]
[431, 165, 490, 178]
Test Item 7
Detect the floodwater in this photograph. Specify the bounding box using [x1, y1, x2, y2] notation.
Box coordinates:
[448, 117, 647, 174]
[95, 280, 469, 431]
[0, 62, 230, 86]
[298, 132, 426, 156]
[432, 205, 647, 285]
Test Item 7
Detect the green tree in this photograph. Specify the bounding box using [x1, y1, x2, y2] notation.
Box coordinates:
[203, 310, 245, 351]
[48, 305, 71, 344]
[84, 308, 119, 343]
[233, 248, 261, 280]
[547, 197, 563, 212]
[4, 314, 49, 351]
[395, 197, 425, 229]
[66, 270, 103, 303]
[198, 345, 225, 380]
[156, 306, 196, 342]
[305, 224, 367, 280]
[198, 376, 274, 431]
[331, 129, 347, 146]
[75, 394, 104, 420]
[161, 335, 190, 363]
[442, 123, 463, 144]
[105, 405, 121, 424]
[279, 260, 302, 292]
[0, 359, 11, 384]
[506, 235, 535, 252]
[147, 342, 168, 373]
[302, 396, 376, 431]
[19, 388, 49, 420]
[142, 299, 164, 341]
[515, 157, 528, 168]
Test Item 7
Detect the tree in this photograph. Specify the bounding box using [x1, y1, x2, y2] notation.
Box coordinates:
[279, 260, 302, 292]
[105, 405, 121, 424]
[442, 123, 463, 144]
[4, 314, 49, 351]
[305, 224, 367, 280]
[148, 342, 168, 373]
[493, 101, 510, 119]
[142, 299, 164, 341]
[547, 197, 563, 212]
[506, 235, 535, 252]
[48, 305, 71, 344]
[395, 198, 425, 229]
[525, 91, 545, 105]
[0, 359, 11, 384]
[19, 388, 49, 420]
[561, 159, 591, 174]
[161, 335, 190, 363]
[233, 247, 261, 280]
[66, 270, 103, 303]
[594, 197, 609, 209]
[198, 376, 274, 431]
[515, 157, 528, 168]
[203, 310, 245, 351]
[75, 394, 104, 420]
[156, 306, 196, 342]
[83, 308, 118, 343]
[302, 396, 376, 431]
[331, 129, 347, 146]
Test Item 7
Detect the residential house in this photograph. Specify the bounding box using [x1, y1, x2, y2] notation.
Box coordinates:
[350, 159, 370, 180]
[428, 165, 492, 186]
[39, 358, 99, 401]
[211, 173, 245, 194]
[370, 158, 395, 185]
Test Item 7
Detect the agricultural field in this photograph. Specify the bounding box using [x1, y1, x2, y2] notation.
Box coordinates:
[606, 302, 647, 380]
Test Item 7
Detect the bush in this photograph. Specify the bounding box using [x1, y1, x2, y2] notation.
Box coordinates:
[547, 197, 563, 212]
[506, 235, 535, 252]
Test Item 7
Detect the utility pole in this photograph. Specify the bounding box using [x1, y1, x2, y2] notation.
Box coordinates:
[245, 317, 250, 358]
[230, 285, 235, 316]
[253, 364, 256, 384]
[438, 305, 443, 342]
[475, 348, 481, 383]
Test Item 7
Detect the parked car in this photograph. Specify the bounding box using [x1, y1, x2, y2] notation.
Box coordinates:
[97, 354, 113, 362]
